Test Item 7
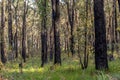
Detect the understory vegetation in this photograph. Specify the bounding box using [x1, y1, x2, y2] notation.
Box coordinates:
[0, 54, 120, 80]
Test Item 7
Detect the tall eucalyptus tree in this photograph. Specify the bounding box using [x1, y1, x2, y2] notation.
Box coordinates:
[66, 0, 75, 56]
[36, 0, 48, 67]
[1, 0, 7, 64]
[22, 0, 28, 62]
[8, 0, 13, 51]
[51, 0, 61, 65]
[41, 0, 48, 67]
[12, 0, 19, 58]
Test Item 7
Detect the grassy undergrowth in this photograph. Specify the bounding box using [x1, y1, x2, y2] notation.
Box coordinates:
[0, 55, 120, 80]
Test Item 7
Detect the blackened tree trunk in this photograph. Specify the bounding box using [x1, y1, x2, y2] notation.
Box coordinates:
[94, 0, 108, 70]
[66, 0, 75, 56]
[49, 28, 54, 61]
[8, 0, 13, 51]
[14, 30, 18, 58]
[22, 1, 28, 62]
[1, 0, 7, 64]
[41, 0, 48, 67]
[51, 0, 61, 65]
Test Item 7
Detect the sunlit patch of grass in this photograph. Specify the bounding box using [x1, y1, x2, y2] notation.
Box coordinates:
[1, 66, 46, 80]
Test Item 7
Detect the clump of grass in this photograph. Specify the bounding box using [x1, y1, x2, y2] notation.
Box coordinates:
[96, 71, 109, 80]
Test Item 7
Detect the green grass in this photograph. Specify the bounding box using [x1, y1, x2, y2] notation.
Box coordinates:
[0, 55, 120, 80]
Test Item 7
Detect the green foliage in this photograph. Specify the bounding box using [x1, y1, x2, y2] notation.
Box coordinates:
[36, 0, 49, 17]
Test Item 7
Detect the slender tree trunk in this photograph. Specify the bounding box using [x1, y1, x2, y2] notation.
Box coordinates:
[65, 22, 70, 57]
[66, 0, 75, 56]
[77, 20, 84, 69]
[14, 29, 18, 58]
[114, 0, 119, 52]
[41, 0, 48, 67]
[22, 1, 27, 62]
[106, 0, 112, 53]
[83, 0, 89, 69]
[14, 0, 19, 58]
[111, 6, 115, 55]
[111, 0, 118, 55]
[49, 28, 54, 61]
[1, 0, 7, 64]
[94, 0, 108, 70]
[51, 0, 61, 65]
[8, 0, 13, 51]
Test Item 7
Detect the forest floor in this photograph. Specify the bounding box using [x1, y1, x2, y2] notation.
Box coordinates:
[0, 54, 120, 80]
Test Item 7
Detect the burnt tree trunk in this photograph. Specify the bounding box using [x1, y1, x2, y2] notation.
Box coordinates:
[49, 28, 54, 61]
[22, 1, 28, 62]
[94, 0, 109, 70]
[41, 0, 48, 67]
[0, 0, 7, 64]
[8, 0, 13, 51]
[51, 0, 61, 65]
[66, 0, 75, 56]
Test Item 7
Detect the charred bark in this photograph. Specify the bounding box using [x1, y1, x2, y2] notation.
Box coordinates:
[8, 0, 13, 50]
[51, 0, 61, 65]
[41, 0, 48, 67]
[66, 0, 75, 56]
[22, 1, 28, 62]
[94, 0, 109, 70]
[1, 0, 7, 64]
